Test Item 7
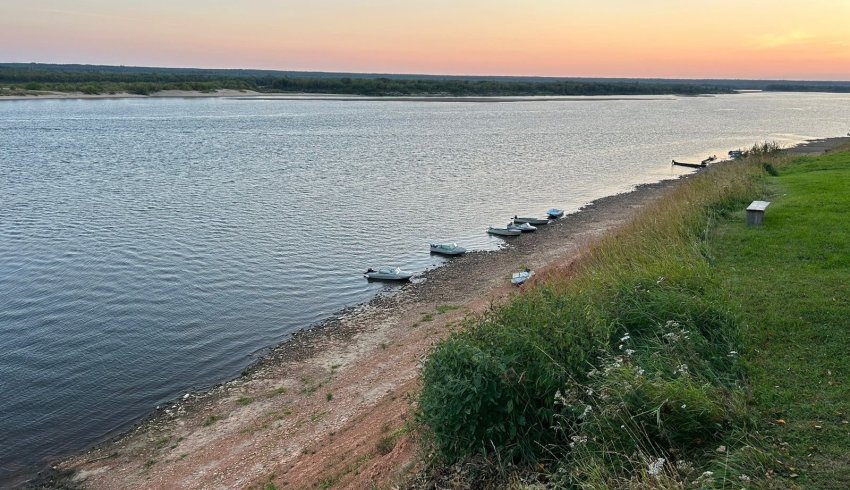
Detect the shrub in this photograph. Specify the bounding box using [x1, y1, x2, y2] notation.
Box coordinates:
[419, 287, 610, 461]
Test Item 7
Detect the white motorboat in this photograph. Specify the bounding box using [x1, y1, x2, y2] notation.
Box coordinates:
[513, 216, 550, 225]
[508, 222, 536, 232]
[547, 208, 564, 219]
[511, 269, 533, 285]
[487, 225, 521, 236]
[430, 243, 467, 255]
[364, 267, 414, 281]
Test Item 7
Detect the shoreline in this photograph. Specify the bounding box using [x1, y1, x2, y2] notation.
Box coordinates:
[21, 136, 849, 489]
[0, 89, 678, 103]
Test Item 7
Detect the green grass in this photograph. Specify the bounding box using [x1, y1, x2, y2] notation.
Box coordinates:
[710, 149, 850, 488]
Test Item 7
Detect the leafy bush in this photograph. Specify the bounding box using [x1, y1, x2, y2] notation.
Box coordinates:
[419, 288, 610, 461]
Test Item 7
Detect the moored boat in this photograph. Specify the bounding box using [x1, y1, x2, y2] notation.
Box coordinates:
[429, 243, 466, 255]
[364, 267, 414, 281]
[672, 155, 718, 169]
[487, 225, 521, 236]
[546, 208, 564, 219]
[508, 222, 536, 233]
[512, 216, 550, 225]
[511, 268, 533, 285]
[672, 159, 705, 169]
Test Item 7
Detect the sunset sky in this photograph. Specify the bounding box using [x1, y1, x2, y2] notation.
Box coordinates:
[3, 0, 849, 80]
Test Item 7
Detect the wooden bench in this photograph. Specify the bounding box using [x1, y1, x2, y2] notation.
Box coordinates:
[746, 200, 770, 226]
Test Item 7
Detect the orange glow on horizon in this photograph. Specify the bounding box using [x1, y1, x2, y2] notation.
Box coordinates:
[3, 0, 849, 80]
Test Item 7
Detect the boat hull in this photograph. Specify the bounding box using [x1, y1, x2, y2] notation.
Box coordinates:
[365, 272, 413, 281]
[509, 223, 536, 233]
[513, 217, 550, 225]
[429, 244, 466, 255]
[672, 159, 705, 169]
[487, 228, 521, 236]
[511, 271, 532, 285]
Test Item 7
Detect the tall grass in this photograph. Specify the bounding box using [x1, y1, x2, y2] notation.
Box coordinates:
[418, 143, 786, 485]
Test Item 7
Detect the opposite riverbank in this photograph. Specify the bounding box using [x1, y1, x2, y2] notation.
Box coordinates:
[0, 89, 675, 103]
[26, 137, 848, 489]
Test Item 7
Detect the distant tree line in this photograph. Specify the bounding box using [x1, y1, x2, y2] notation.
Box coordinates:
[764, 83, 850, 93]
[0, 66, 731, 96]
[4, 64, 850, 95]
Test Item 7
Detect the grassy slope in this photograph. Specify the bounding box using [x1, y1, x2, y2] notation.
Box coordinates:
[711, 150, 850, 488]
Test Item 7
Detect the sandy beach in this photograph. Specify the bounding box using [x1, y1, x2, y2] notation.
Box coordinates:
[31, 137, 847, 489]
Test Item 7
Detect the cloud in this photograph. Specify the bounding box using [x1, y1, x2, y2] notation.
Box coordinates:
[749, 31, 849, 59]
[752, 31, 815, 49]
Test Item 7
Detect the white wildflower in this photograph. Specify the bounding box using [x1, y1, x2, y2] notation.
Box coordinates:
[620, 333, 631, 342]
[554, 390, 568, 406]
[739, 474, 751, 482]
[681, 404, 687, 409]
[569, 434, 588, 447]
[624, 349, 636, 357]
[728, 350, 738, 357]
[579, 405, 593, 419]
[674, 364, 689, 376]
[603, 357, 623, 374]
[692, 470, 715, 485]
[637, 368, 645, 376]
[585, 388, 594, 396]
[647, 457, 666, 477]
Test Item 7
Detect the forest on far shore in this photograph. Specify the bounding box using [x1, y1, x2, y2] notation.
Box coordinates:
[0, 64, 731, 96]
[3, 63, 850, 96]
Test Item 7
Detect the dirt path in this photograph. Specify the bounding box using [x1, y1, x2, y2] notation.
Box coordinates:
[57, 178, 684, 489]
